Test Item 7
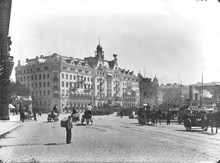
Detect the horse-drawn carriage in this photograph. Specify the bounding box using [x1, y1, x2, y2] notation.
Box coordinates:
[137, 106, 159, 125]
[47, 111, 59, 122]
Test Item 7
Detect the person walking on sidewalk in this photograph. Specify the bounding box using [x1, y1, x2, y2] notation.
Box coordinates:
[66, 116, 73, 144]
[166, 110, 171, 125]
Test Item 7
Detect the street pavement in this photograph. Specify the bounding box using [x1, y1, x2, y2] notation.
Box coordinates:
[0, 113, 21, 139]
[0, 112, 220, 163]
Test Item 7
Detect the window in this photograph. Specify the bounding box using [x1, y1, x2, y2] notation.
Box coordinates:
[44, 90, 46, 96]
[39, 82, 42, 88]
[35, 91, 38, 96]
[47, 81, 50, 87]
[35, 75, 37, 80]
[35, 83, 38, 88]
[43, 82, 46, 87]
[24, 76, 26, 81]
[39, 90, 42, 96]
[31, 75, 33, 80]
[70, 75, 72, 80]
[44, 66, 49, 70]
[63, 67, 67, 70]
[47, 73, 50, 78]
[66, 82, 68, 87]
[27, 76, 30, 81]
[48, 90, 50, 96]
[66, 74, 68, 79]
[62, 81, 64, 87]
[74, 75, 76, 80]
[31, 83, 33, 88]
[36, 67, 40, 72]
[39, 74, 41, 80]
[62, 73, 64, 79]
[43, 74, 45, 79]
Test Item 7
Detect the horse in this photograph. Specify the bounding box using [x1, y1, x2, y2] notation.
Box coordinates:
[206, 111, 220, 134]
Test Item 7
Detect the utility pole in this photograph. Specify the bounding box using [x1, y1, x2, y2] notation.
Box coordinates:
[200, 74, 203, 108]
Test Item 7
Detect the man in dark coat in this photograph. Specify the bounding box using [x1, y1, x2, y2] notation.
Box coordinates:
[66, 116, 73, 144]
[167, 110, 171, 125]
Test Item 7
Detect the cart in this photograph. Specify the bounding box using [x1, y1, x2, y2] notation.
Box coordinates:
[71, 113, 80, 122]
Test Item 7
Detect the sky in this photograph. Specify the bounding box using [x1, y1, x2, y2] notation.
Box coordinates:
[9, 0, 220, 85]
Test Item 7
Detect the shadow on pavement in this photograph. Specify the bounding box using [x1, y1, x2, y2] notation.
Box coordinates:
[0, 142, 67, 149]
[176, 129, 204, 133]
[44, 143, 66, 146]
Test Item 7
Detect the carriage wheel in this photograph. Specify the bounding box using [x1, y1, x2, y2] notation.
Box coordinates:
[184, 118, 192, 131]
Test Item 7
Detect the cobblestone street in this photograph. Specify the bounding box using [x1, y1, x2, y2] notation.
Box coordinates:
[0, 113, 220, 162]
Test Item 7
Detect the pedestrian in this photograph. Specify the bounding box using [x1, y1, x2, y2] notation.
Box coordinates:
[66, 116, 73, 144]
[21, 111, 25, 122]
[157, 110, 162, 125]
[33, 112, 37, 121]
[167, 110, 171, 125]
[120, 110, 123, 118]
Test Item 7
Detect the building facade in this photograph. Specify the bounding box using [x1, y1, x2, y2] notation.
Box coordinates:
[15, 43, 139, 112]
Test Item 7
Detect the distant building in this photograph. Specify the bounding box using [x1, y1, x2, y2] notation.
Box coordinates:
[138, 73, 159, 107]
[15, 43, 139, 112]
[159, 83, 189, 110]
[193, 82, 220, 105]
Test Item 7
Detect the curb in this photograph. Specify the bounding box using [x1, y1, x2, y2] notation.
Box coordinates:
[0, 125, 21, 139]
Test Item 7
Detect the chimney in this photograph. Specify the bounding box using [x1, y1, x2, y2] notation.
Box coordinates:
[189, 86, 193, 101]
[195, 93, 198, 101]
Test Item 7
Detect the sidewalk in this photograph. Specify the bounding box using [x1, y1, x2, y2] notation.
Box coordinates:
[0, 114, 21, 138]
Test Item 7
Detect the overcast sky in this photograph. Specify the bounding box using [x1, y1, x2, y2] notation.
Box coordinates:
[9, 0, 220, 85]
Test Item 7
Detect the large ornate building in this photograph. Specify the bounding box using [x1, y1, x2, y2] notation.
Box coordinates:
[15, 43, 139, 112]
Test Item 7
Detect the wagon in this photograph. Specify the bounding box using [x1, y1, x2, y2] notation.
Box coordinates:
[47, 112, 59, 122]
[183, 111, 208, 131]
